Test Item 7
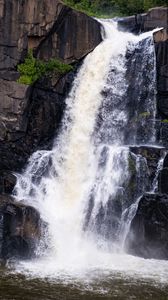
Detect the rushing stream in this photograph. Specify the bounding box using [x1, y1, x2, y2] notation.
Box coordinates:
[1, 20, 168, 299]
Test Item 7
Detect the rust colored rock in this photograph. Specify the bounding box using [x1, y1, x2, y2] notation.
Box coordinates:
[144, 7, 168, 31]
[154, 28, 168, 43]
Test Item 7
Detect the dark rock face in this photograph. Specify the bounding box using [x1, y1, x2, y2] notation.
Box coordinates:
[118, 7, 168, 33]
[0, 0, 102, 71]
[158, 152, 168, 194]
[126, 193, 168, 260]
[0, 67, 78, 172]
[0, 195, 42, 259]
[154, 29, 168, 147]
[0, 171, 17, 194]
[130, 146, 166, 184]
[158, 168, 168, 194]
[0, 0, 102, 172]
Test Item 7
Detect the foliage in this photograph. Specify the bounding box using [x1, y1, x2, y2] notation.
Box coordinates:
[64, 0, 167, 17]
[139, 112, 151, 118]
[17, 50, 73, 85]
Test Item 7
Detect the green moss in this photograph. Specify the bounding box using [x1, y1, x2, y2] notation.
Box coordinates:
[139, 112, 151, 118]
[17, 50, 73, 85]
[162, 119, 168, 123]
[128, 154, 136, 174]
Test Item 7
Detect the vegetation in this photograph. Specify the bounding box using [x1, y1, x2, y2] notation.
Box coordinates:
[139, 112, 151, 118]
[64, 0, 167, 17]
[17, 50, 73, 85]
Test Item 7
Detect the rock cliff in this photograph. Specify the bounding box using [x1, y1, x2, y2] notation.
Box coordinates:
[0, 0, 102, 173]
[0, 0, 102, 259]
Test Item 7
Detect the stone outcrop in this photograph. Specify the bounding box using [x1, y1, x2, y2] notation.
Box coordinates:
[118, 7, 168, 33]
[154, 28, 168, 147]
[130, 146, 166, 183]
[0, 194, 42, 259]
[126, 193, 168, 260]
[0, 0, 101, 72]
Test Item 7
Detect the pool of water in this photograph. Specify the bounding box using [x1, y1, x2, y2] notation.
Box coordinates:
[1, 255, 168, 300]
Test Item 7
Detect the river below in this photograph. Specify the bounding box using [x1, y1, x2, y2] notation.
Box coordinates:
[1, 254, 168, 300]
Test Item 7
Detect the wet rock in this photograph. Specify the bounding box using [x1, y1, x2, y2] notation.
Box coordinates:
[126, 193, 168, 260]
[163, 153, 168, 168]
[0, 171, 17, 194]
[158, 168, 168, 194]
[154, 28, 168, 145]
[0, 195, 42, 259]
[130, 145, 166, 184]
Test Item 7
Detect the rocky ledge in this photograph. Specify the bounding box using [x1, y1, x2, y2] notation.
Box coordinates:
[118, 6, 168, 33]
[0, 194, 43, 259]
[126, 193, 168, 260]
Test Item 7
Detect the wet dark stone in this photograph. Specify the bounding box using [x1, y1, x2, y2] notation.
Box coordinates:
[160, 123, 168, 147]
[158, 168, 168, 194]
[130, 145, 166, 184]
[0, 67, 78, 173]
[126, 193, 168, 260]
[0, 195, 42, 259]
[163, 153, 168, 168]
[0, 171, 17, 194]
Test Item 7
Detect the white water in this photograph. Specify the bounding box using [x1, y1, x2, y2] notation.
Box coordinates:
[13, 21, 167, 283]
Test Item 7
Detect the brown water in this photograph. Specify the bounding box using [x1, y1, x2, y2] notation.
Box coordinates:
[1, 265, 168, 300]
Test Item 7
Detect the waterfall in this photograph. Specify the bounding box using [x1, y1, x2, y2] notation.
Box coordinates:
[14, 21, 158, 263]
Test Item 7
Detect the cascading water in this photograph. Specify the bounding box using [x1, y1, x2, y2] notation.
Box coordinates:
[13, 21, 164, 278]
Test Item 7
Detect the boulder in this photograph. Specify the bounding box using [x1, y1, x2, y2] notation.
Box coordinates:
[126, 193, 168, 259]
[0, 194, 42, 259]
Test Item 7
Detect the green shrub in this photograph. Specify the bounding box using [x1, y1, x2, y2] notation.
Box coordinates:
[63, 0, 167, 17]
[17, 50, 73, 85]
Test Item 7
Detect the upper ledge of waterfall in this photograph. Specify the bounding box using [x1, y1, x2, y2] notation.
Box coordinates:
[117, 6, 168, 34]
